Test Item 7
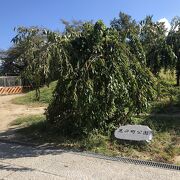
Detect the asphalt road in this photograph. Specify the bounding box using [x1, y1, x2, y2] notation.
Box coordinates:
[0, 142, 179, 180]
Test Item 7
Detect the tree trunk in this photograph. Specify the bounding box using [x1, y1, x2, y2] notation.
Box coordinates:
[176, 73, 180, 86]
[35, 87, 40, 101]
[176, 58, 180, 86]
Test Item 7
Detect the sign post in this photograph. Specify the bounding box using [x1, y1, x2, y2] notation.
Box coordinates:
[114, 125, 153, 142]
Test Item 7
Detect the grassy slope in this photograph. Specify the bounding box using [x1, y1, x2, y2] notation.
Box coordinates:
[12, 81, 57, 106]
[12, 74, 180, 164]
[13, 113, 180, 164]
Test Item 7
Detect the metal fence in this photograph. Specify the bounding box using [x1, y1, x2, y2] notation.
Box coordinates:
[0, 76, 22, 87]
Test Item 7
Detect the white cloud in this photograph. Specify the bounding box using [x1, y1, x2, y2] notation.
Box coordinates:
[158, 18, 171, 32]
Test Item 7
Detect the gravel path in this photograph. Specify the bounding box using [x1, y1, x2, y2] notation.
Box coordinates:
[0, 142, 179, 180]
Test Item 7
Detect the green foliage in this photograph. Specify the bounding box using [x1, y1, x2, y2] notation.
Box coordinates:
[11, 27, 52, 100]
[152, 86, 180, 114]
[61, 19, 93, 35]
[140, 16, 176, 75]
[111, 12, 146, 65]
[46, 21, 156, 136]
[111, 12, 140, 42]
[167, 16, 180, 85]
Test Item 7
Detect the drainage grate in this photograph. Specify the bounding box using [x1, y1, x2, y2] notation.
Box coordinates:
[72, 151, 180, 171]
[0, 139, 179, 171]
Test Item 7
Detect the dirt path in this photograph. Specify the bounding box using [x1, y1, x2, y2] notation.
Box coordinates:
[0, 94, 46, 132]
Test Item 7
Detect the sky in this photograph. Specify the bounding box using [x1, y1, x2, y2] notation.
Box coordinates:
[0, 0, 180, 50]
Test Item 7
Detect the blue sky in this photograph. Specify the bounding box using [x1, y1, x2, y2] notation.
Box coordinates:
[0, 0, 180, 50]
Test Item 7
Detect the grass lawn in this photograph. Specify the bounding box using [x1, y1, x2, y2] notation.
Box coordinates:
[11, 81, 57, 106]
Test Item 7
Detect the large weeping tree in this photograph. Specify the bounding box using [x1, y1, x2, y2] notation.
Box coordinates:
[111, 12, 146, 65]
[140, 16, 176, 75]
[167, 17, 180, 86]
[46, 21, 156, 136]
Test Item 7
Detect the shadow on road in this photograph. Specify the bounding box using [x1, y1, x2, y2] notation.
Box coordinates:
[0, 140, 66, 160]
[0, 163, 34, 172]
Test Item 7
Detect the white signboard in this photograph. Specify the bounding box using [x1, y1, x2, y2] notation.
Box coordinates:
[114, 125, 153, 142]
